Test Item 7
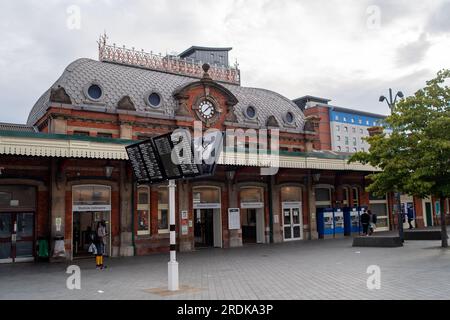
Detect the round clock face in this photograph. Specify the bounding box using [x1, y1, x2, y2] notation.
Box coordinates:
[198, 100, 215, 120]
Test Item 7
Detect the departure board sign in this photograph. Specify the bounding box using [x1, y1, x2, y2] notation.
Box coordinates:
[170, 130, 201, 178]
[196, 130, 223, 177]
[152, 133, 183, 180]
[125, 144, 150, 183]
[138, 140, 165, 183]
[126, 129, 224, 183]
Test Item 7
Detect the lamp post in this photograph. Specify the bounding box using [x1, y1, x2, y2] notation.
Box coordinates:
[379, 88, 404, 242]
[168, 179, 179, 291]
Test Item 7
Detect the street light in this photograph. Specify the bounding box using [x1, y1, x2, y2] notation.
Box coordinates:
[379, 88, 404, 242]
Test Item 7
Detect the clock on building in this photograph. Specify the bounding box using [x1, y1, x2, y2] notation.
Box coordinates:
[198, 100, 216, 120]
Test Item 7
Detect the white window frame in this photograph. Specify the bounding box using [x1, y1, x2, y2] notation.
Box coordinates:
[137, 185, 151, 235]
[158, 186, 169, 234]
[369, 193, 389, 231]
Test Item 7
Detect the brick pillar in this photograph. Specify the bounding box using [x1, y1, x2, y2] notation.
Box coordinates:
[272, 183, 283, 243]
[120, 124, 132, 139]
[228, 176, 242, 247]
[51, 118, 67, 134]
[307, 173, 318, 240]
[178, 181, 193, 252]
[119, 162, 134, 256]
[50, 159, 68, 259]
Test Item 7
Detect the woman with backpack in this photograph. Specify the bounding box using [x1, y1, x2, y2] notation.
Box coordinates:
[94, 220, 108, 270]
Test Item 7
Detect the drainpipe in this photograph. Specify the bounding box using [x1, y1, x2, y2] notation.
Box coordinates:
[268, 175, 274, 243]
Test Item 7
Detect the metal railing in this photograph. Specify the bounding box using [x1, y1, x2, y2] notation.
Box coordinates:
[98, 34, 240, 85]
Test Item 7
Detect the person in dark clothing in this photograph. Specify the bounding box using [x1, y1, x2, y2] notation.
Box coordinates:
[360, 210, 370, 236]
[407, 208, 414, 229]
[368, 209, 377, 235]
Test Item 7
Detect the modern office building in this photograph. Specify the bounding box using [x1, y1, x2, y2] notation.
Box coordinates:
[294, 95, 388, 153]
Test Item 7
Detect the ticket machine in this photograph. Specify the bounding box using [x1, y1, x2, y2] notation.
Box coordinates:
[350, 207, 361, 234]
[316, 208, 334, 239]
[333, 208, 345, 237]
[343, 207, 352, 236]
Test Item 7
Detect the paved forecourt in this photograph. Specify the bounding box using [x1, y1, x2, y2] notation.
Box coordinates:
[1, 237, 450, 300]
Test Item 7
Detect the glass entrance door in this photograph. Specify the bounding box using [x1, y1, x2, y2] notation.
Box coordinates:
[0, 212, 35, 263]
[194, 209, 214, 248]
[283, 205, 302, 241]
[0, 213, 13, 263]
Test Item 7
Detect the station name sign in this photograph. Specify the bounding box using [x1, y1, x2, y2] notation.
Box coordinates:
[126, 129, 223, 183]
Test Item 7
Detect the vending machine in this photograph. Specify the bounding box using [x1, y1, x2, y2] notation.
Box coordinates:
[343, 207, 353, 236]
[333, 208, 345, 237]
[316, 208, 334, 239]
[350, 207, 361, 234]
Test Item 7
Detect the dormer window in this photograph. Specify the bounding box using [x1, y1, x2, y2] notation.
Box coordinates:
[84, 83, 103, 101]
[145, 91, 162, 109]
[245, 106, 257, 120]
[284, 112, 294, 124]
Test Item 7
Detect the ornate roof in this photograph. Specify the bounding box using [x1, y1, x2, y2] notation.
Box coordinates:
[27, 58, 306, 131]
[0, 122, 37, 132]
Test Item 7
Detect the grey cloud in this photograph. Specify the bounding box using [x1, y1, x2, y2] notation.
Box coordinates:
[0, 0, 447, 124]
[427, 1, 450, 34]
[395, 33, 431, 68]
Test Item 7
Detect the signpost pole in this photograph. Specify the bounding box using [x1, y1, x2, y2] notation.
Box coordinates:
[168, 179, 179, 291]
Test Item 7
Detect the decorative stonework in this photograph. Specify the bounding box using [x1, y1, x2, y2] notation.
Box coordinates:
[266, 115, 280, 127]
[49, 86, 72, 104]
[98, 34, 240, 85]
[117, 96, 135, 111]
[304, 115, 320, 132]
[175, 99, 192, 117]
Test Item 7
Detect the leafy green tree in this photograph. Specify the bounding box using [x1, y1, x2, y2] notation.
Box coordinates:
[349, 69, 450, 247]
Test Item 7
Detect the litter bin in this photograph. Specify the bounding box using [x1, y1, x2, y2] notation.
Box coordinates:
[53, 236, 66, 258]
[37, 237, 49, 261]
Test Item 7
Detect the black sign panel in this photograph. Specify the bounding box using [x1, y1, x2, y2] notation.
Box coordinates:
[126, 130, 224, 183]
[170, 130, 201, 178]
[138, 140, 165, 183]
[152, 133, 183, 180]
[125, 144, 150, 183]
[197, 131, 223, 177]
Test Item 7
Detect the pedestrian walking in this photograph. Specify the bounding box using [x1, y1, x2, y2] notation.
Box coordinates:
[407, 207, 414, 229]
[368, 209, 377, 235]
[360, 209, 370, 236]
[95, 220, 108, 270]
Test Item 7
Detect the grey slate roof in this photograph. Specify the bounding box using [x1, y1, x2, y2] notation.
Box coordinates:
[27, 58, 305, 131]
[0, 122, 37, 132]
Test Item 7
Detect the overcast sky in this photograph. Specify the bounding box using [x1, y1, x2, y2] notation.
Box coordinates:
[0, 0, 449, 124]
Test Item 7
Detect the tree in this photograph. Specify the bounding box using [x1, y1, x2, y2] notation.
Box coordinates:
[349, 69, 450, 247]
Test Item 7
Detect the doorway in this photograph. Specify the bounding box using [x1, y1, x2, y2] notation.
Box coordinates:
[193, 186, 222, 249]
[72, 185, 111, 259]
[241, 208, 264, 244]
[0, 212, 35, 263]
[194, 208, 222, 248]
[425, 202, 433, 227]
[283, 203, 303, 241]
[73, 211, 110, 258]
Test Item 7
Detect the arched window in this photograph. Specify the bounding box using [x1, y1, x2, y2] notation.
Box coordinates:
[342, 187, 350, 206]
[315, 187, 332, 209]
[158, 187, 169, 233]
[352, 187, 359, 207]
[137, 186, 150, 235]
